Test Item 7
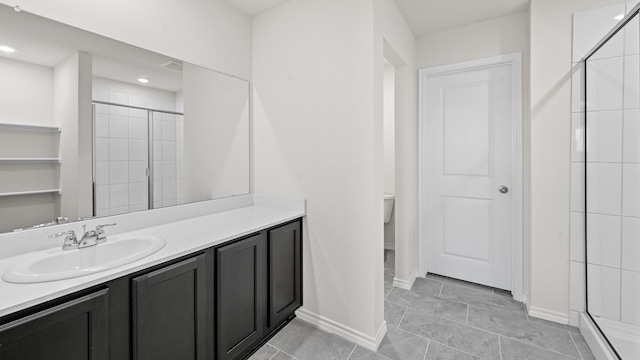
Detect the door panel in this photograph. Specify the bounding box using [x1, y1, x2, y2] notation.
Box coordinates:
[443, 83, 491, 176]
[216, 233, 265, 360]
[268, 221, 302, 328]
[132, 255, 207, 360]
[0, 289, 109, 360]
[442, 196, 493, 261]
[425, 64, 513, 290]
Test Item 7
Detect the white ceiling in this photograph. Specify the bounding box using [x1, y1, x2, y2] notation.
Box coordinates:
[0, 4, 183, 92]
[223, 0, 530, 37]
[222, 0, 292, 16]
[393, 0, 530, 36]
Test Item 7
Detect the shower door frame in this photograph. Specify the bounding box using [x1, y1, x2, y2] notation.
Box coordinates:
[91, 100, 184, 216]
[582, 4, 640, 359]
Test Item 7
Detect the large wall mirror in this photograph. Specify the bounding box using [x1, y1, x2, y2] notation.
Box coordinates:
[0, 4, 250, 233]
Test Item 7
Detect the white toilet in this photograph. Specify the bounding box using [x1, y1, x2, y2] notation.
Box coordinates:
[384, 194, 395, 223]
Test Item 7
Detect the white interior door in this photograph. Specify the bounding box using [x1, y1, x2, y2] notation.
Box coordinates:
[423, 62, 515, 290]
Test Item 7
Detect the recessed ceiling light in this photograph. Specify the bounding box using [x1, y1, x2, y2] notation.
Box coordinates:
[137, 78, 149, 84]
[0, 45, 17, 53]
[615, 14, 625, 20]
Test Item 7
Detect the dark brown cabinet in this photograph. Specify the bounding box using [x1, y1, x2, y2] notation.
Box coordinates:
[215, 220, 302, 360]
[215, 233, 266, 360]
[0, 289, 109, 360]
[267, 221, 302, 330]
[132, 254, 207, 360]
[0, 218, 302, 360]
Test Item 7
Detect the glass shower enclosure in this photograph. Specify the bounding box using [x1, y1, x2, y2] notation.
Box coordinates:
[92, 100, 184, 217]
[583, 3, 640, 359]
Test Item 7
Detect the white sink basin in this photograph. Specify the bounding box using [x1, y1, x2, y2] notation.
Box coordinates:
[2, 235, 166, 284]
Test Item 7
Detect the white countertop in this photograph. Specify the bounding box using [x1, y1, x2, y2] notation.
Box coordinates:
[0, 204, 304, 318]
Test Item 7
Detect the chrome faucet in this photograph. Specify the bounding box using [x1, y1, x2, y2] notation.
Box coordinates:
[96, 223, 116, 243]
[50, 223, 117, 250]
[78, 225, 99, 248]
[49, 230, 80, 250]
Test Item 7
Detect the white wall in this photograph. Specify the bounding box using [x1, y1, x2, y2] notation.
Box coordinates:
[374, 0, 418, 294]
[416, 12, 530, 69]
[183, 63, 250, 201]
[529, 0, 626, 322]
[383, 64, 396, 195]
[0, 0, 252, 80]
[253, 0, 384, 348]
[0, 57, 53, 126]
[93, 77, 178, 104]
[383, 63, 395, 249]
[55, 51, 93, 221]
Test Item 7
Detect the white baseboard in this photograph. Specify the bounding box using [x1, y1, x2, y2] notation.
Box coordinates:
[295, 307, 388, 351]
[579, 313, 618, 360]
[528, 306, 570, 324]
[384, 243, 395, 251]
[393, 269, 417, 290]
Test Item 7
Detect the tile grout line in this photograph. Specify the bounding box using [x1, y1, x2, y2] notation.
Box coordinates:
[389, 317, 491, 360]
[276, 349, 301, 360]
[267, 350, 279, 360]
[429, 339, 491, 360]
[568, 331, 585, 360]
[345, 344, 357, 360]
[461, 322, 582, 359]
[385, 286, 393, 300]
[422, 340, 431, 360]
[498, 335, 503, 360]
[389, 259, 580, 359]
[497, 330, 583, 359]
[385, 298, 468, 326]
[397, 305, 408, 328]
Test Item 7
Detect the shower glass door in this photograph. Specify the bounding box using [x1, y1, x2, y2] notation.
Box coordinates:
[92, 103, 184, 217]
[584, 6, 640, 360]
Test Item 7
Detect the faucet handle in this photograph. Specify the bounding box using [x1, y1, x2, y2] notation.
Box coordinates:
[49, 230, 76, 238]
[96, 223, 116, 243]
[50, 230, 79, 250]
[96, 223, 116, 231]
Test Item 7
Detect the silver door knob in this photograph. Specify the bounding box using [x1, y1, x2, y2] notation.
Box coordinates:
[498, 186, 509, 194]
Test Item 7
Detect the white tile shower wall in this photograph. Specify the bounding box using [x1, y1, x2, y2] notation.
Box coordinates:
[571, 3, 640, 328]
[151, 110, 183, 208]
[621, 270, 640, 326]
[94, 89, 184, 213]
[94, 91, 148, 215]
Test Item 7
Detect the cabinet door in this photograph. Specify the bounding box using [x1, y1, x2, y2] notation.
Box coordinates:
[268, 221, 302, 328]
[216, 233, 265, 360]
[0, 289, 109, 360]
[132, 254, 207, 360]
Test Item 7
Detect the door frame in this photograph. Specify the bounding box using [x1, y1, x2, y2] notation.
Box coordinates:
[417, 53, 523, 301]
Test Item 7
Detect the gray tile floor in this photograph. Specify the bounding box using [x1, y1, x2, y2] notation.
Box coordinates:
[249, 251, 595, 360]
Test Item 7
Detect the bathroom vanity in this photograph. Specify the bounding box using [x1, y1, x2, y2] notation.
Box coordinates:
[0, 5, 305, 359]
[0, 197, 304, 360]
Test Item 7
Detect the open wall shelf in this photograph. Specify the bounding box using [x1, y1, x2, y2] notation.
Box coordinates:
[0, 123, 61, 133]
[0, 158, 61, 163]
[0, 189, 62, 197]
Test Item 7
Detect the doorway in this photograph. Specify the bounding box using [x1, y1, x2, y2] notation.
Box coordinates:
[418, 54, 523, 296]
